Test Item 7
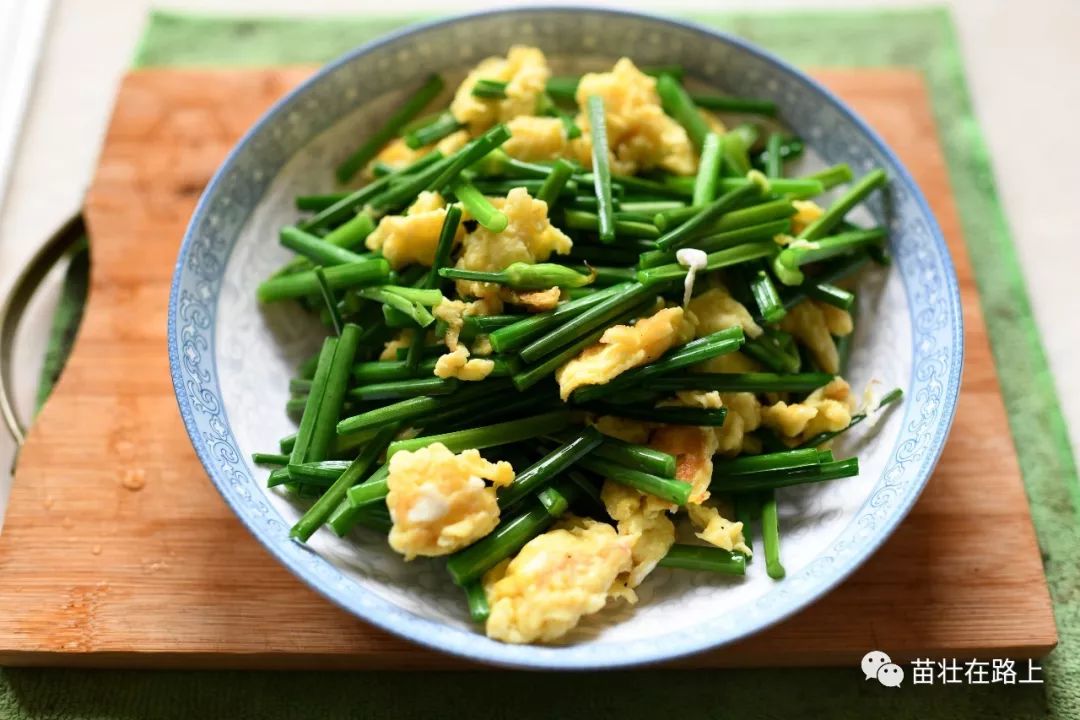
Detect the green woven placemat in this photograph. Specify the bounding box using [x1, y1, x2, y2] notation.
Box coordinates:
[4, 8, 1076, 719]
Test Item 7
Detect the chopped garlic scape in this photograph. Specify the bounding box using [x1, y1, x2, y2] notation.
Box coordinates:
[676, 248, 708, 306]
[787, 238, 821, 252]
[746, 169, 771, 194]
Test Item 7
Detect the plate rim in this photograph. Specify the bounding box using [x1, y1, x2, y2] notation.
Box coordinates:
[167, 4, 964, 670]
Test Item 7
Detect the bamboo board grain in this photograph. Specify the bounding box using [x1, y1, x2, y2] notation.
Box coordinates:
[0, 67, 1057, 669]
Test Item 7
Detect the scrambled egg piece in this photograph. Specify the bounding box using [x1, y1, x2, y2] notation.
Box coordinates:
[790, 200, 824, 236]
[371, 130, 470, 172]
[379, 329, 415, 361]
[761, 402, 816, 438]
[433, 298, 499, 351]
[687, 286, 763, 339]
[454, 187, 572, 299]
[673, 389, 722, 409]
[714, 392, 763, 456]
[434, 346, 494, 382]
[649, 425, 718, 505]
[471, 334, 494, 356]
[503, 116, 568, 162]
[450, 46, 551, 135]
[556, 307, 695, 400]
[601, 481, 675, 587]
[818, 301, 854, 337]
[474, 296, 504, 315]
[702, 109, 727, 135]
[591, 415, 653, 444]
[386, 443, 514, 560]
[780, 300, 841, 373]
[365, 191, 465, 269]
[433, 129, 473, 155]
[504, 286, 562, 312]
[409, 190, 448, 214]
[433, 299, 468, 351]
[687, 503, 751, 555]
[695, 350, 762, 375]
[680, 354, 764, 454]
[569, 58, 696, 176]
[483, 516, 634, 643]
[761, 377, 855, 441]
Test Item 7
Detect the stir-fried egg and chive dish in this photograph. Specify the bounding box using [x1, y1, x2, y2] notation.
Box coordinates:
[254, 48, 902, 645]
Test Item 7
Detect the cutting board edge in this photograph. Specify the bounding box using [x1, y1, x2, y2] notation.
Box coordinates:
[0, 636, 1058, 671]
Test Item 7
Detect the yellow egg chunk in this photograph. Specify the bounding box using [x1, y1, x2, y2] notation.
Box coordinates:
[741, 434, 764, 455]
[603, 487, 672, 525]
[471, 296, 504, 316]
[371, 130, 470, 173]
[760, 401, 818, 438]
[503, 116, 568, 162]
[470, 334, 494, 357]
[569, 58, 696, 176]
[761, 377, 855, 441]
[504, 287, 562, 312]
[556, 307, 695, 400]
[790, 200, 824, 236]
[671, 389, 722, 409]
[600, 481, 675, 587]
[687, 503, 751, 555]
[433, 298, 497, 351]
[687, 286, 763, 340]
[433, 346, 494, 382]
[801, 377, 856, 437]
[371, 137, 421, 171]
[695, 350, 762, 374]
[590, 415, 653, 444]
[454, 188, 572, 299]
[433, 299, 468, 350]
[365, 191, 464, 269]
[701, 109, 727, 135]
[450, 46, 551, 135]
[817, 301, 854, 336]
[649, 424, 718, 505]
[378, 329, 415, 361]
[408, 190, 448, 214]
[386, 443, 514, 560]
[713, 392, 763, 456]
[779, 300, 841, 374]
[483, 516, 634, 643]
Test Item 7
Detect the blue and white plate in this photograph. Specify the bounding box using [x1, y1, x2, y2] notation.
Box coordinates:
[169, 7, 962, 669]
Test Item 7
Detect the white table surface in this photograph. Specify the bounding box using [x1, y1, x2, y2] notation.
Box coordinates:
[1, 0, 1077, 518]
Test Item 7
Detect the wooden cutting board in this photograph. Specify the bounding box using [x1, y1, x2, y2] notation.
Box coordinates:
[0, 67, 1057, 669]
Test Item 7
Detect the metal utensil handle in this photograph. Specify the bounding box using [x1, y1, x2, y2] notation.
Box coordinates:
[0, 214, 86, 448]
